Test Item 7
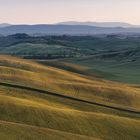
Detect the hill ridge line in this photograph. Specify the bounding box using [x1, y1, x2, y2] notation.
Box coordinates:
[0, 82, 140, 115]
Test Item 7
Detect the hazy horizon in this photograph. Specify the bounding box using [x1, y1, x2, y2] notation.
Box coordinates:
[0, 0, 140, 25]
[0, 21, 140, 26]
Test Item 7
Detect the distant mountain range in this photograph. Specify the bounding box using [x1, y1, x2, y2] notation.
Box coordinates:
[0, 22, 140, 35]
[57, 21, 140, 28]
[0, 23, 12, 28]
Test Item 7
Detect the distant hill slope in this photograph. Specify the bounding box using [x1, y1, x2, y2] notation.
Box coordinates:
[0, 23, 11, 28]
[0, 34, 140, 58]
[1, 24, 140, 35]
[57, 21, 138, 28]
[0, 55, 140, 139]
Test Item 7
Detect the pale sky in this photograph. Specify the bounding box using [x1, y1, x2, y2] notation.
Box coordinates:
[0, 0, 140, 24]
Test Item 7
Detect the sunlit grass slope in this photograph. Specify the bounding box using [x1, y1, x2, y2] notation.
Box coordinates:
[0, 120, 98, 140]
[0, 55, 140, 140]
[1, 83, 140, 140]
[0, 55, 140, 110]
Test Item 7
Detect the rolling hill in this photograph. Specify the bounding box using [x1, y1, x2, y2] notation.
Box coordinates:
[0, 34, 140, 84]
[57, 21, 137, 28]
[1, 24, 140, 35]
[70, 57, 140, 84]
[0, 55, 140, 139]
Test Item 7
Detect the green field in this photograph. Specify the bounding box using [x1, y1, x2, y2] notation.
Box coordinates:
[66, 56, 140, 84]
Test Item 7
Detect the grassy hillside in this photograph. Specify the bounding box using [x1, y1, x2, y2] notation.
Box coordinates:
[0, 43, 83, 58]
[0, 34, 140, 84]
[0, 120, 97, 140]
[0, 55, 140, 140]
[0, 43, 65, 54]
[0, 34, 140, 57]
[38, 60, 99, 78]
[0, 55, 140, 109]
[68, 53, 140, 84]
